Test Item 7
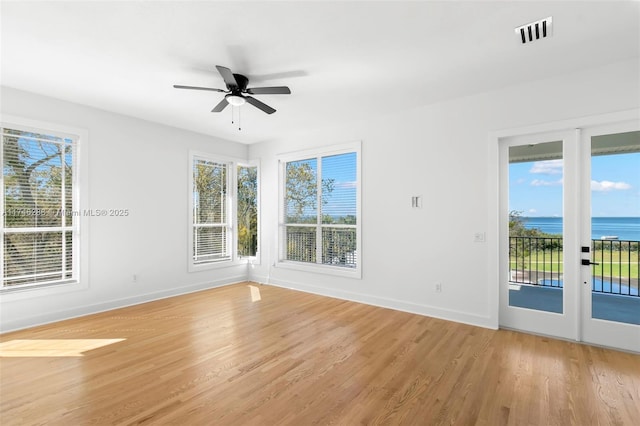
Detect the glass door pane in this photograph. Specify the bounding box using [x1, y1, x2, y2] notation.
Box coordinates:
[589, 131, 640, 325]
[508, 141, 564, 313]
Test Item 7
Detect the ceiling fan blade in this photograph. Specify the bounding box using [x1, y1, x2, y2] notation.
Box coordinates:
[216, 65, 239, 89]
[245, 96, 276, 114]
[173, 84, 226, 92]
[211, 98, 229, 112]
[246, 86, 291, 95]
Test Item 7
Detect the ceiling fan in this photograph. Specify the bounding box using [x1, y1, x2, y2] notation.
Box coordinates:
[173, 65, 291, 115]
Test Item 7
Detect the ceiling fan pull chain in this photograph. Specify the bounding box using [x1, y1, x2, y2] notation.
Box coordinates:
[231, 105, 235, 125]
[238, 107, 242, 131]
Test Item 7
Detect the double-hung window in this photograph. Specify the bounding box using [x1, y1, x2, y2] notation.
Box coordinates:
[189, 153, 260, 270]
[190, 156, 231, 266]
[279, 142, 361, 278]
[2, 125, 78, 289]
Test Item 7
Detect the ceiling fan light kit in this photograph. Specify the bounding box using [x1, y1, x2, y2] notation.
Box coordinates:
[173, 65, 291, 130]
[226, 95, 246, 106]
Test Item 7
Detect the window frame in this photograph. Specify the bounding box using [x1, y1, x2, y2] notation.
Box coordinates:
[277, 141, 362, 279]
[187, 151, 259, 272]
[237, 160, 261, 264]
[1, 115, 88, 296]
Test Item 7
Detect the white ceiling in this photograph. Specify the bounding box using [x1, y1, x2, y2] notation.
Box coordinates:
[2, 1, 639, 144]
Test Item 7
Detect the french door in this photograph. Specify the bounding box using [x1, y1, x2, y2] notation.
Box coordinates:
[499, 115, 639, 352]
[580, 122, 639, 352]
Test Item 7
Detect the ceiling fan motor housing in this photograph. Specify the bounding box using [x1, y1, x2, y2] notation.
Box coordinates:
[232, 74, 249, 92]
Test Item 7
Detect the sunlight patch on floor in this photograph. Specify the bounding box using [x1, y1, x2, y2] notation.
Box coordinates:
[0, 338, 125, 357]
[249, 284, 262, 302]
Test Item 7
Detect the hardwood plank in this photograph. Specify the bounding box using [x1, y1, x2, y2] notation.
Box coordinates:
[1, 282, 638, 425]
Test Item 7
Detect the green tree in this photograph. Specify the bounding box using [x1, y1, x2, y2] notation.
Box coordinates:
[194, 161, 226, 224]
[193, 161, 227, 260]
[510, 210, 537, 269]
[285, 162, 316, 222]
[509, 211, 563, 271]
[285, 161, 340, 264]
[285, 161, 334, 222]
[237, 166, 257, 257]
[3, 131, 72, 285]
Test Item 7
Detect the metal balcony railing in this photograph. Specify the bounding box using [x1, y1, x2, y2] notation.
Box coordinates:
[509, 236, 639, 297]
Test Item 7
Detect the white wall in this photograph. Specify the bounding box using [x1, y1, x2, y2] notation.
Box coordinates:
[2, 58, 637, 332]
[249, 58, 640, 329]
[1, 87, 248, 331]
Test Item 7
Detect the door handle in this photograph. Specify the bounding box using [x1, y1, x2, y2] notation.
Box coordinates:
[581, 259, 599, 266]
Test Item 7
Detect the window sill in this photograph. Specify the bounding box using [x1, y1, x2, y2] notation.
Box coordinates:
[241, 256, 260, 266]
[188, 258, 248, 273]
[0, 279, 87, 301]
[275, 260, 362, 279]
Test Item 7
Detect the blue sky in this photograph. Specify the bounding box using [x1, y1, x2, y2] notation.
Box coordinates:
[510, 152, 640, 217]
[322, 153, 357, 217]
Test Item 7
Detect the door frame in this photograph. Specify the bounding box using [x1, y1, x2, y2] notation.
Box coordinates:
[488, 109, 639, 351]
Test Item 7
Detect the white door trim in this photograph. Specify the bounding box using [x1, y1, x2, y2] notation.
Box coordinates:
[488, 108, 639, 350]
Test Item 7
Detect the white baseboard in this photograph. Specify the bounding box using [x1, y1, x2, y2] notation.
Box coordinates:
[1, 275, 247, 333]
[260, 277, 497, 330]
[4, 275, 497, 333]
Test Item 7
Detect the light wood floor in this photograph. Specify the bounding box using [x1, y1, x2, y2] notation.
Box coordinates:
[1, 282, 639, 425]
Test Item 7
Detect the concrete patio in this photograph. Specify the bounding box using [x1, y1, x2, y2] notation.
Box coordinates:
[509, 283, 640, 325]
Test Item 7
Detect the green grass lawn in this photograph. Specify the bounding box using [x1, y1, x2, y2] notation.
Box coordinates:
[510, 249, 639, 278]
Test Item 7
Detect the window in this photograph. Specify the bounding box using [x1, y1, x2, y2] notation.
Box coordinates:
[279, 142, 361, 277]
[191, 156, 231, 266]
[237, 164, 258, 259]
[2, 125, 77, 290]
[189, 154, 260, 270]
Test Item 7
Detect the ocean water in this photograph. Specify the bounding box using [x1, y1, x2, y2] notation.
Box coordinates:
[522, 217, 640, 241]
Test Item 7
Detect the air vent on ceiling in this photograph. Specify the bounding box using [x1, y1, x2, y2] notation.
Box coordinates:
[515, 16, 553, 44]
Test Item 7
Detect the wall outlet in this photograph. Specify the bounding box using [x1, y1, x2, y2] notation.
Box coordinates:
[474, 232, 486, 243]
[132, 274, 138, 283]
[435, 282, 442, 293]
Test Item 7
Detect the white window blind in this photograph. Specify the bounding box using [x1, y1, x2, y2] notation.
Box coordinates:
[2, 126, 76, 289]
[283, 150, 358, 269]
[192, 158, 230, 264]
